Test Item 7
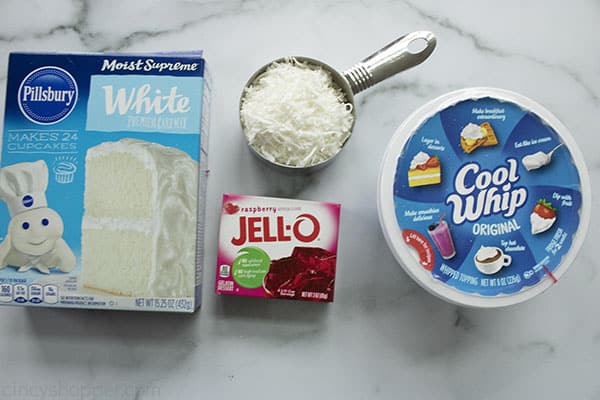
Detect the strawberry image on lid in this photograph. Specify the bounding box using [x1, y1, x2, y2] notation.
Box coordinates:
[530, 199, 557, 235]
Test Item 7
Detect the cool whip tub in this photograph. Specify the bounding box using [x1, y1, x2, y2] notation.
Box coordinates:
[378, 88, 591, 307]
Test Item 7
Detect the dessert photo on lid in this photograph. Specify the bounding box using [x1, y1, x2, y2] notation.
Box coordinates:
[407, 151, 441, 187]
[459, 121, 498, 154]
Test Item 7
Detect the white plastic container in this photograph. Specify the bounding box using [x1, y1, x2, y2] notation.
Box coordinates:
[378, 88, 591, 307]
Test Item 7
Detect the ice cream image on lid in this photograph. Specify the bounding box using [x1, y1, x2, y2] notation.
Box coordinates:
[0, 160, 75, 274]
[521, 144, 563, 171]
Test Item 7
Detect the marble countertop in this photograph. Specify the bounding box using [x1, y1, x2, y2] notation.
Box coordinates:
[0, 1, 599, 399]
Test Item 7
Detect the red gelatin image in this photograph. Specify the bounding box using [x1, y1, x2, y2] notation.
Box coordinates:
[223, 202, 240, 214]
[263, 247, 336, 302]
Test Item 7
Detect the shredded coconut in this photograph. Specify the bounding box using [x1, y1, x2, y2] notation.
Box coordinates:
[240, 58, 354, 167]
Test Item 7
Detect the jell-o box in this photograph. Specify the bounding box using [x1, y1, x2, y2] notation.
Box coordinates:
[216, 194, 341, 302]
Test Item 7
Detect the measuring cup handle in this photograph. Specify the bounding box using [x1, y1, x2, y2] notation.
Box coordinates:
[343, 31, 436, 94]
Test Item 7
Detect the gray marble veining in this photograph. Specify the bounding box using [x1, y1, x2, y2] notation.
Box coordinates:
[0, 1, 599, 399]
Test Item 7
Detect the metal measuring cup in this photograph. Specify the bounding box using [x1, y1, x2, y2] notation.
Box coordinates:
[240, 31, 437, 172]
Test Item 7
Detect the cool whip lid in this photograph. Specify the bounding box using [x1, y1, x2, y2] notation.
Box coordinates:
[378, 87, 591, 308]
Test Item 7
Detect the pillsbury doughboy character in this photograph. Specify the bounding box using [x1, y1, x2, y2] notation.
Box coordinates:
[0, 160, 75, 274]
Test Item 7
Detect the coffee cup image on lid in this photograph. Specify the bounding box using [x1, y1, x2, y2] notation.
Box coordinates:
[474, 246, 512, 275]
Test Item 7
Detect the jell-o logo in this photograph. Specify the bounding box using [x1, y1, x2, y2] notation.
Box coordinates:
[231, 214, 321, 245]
[446, 158, 527, 224]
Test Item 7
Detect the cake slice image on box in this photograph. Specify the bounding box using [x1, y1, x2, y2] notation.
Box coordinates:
[81, 139, 199, 298]
[407, 151, 441, 187]
[460, 122, 498, 153]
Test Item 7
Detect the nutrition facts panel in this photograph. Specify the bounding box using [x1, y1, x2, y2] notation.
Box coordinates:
[0, 283, 58, 304]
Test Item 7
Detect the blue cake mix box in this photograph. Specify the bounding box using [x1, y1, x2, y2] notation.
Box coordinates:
[0, 52, 210, 312]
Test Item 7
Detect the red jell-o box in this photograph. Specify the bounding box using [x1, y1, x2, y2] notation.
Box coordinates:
[216, 194, 341, 302]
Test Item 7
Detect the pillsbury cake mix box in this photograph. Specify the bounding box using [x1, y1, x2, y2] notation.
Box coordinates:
[0, 52, 210, 312]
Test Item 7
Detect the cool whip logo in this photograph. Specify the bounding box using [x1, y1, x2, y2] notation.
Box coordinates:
[231, 214, 321, 246]
[18, 66, 78, 125]
[446, 158, 527, 224]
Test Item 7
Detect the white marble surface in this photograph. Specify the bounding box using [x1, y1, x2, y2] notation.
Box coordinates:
[0, 1, 599, 399]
